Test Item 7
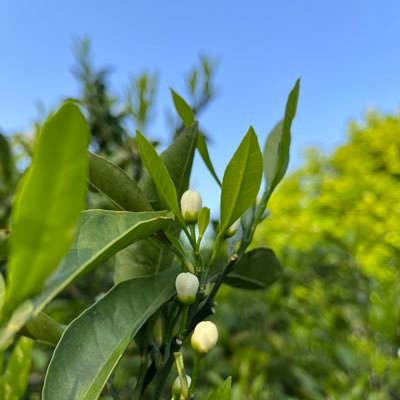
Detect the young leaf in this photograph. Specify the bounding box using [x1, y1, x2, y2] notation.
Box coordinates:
[225, 248, 282, 290]
[170, 89, 221, 186]
[170, 88, 195, 126]
[208, 377, 232, 400]
[136, 130, 185, 227]
[198, 206, 211, 238]
[220, 127, 263, 234]
[22, 312, 64, 346]
[139, 123, 198, 206]
[1, 337, 33, 400]
[6, 102, 89, 310]
[88, 152, 152, 212]
[0, 210, 173, 348]
[43, 268, 178, 400]
[263, 79, 300, 194]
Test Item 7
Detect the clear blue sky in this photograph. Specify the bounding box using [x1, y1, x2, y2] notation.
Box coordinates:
[1, 0, 400, 210]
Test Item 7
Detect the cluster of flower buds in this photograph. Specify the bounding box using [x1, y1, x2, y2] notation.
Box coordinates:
[180, 190, 202, 224]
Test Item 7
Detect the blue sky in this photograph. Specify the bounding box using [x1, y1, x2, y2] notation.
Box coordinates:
[1, 1, 400, 210]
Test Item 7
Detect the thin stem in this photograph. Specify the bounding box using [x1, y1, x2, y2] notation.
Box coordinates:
[174, 352, 189, 400]
[177, 305, 189, 341]
[189, 353, 201, 396]
[133, 352, 149, 400]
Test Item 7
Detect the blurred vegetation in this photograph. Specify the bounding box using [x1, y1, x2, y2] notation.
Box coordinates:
[1, 38, 400, 399]
[207, 111, 400, 399]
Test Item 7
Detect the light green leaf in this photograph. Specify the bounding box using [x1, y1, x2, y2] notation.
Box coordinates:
[197, 132, 222, 187]
[170, 89, 221, 186]
[0, 210, 173, 348]
[139, 123, 198, 206]
[43, 268, 178, 400]
[170, 88, 195, 126]
[198, 206, 210, 238]
[208, 377, 232, 400]
[220, 127, 263, 234]
[225, 248, 282, 290]
[263, 79, 300, 194]
[6, 102, 89, 310]
[88, 152, 152, 212]
[136, 130, 185, 227]
[1, 337, 33, 400]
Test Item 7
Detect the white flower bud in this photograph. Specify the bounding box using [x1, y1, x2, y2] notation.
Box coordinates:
[191, 321, 218, 355]
[181, 190, 202, 224]
[172, 375, 192, 397]
[175, 272, 199, 305]
[224, 219, 240, 238]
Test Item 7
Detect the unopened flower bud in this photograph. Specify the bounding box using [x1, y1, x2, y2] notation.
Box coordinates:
[175, 272, 199, 305]
[191, 321, 218, 356]
[181, 190, 202, 224]
[172, 375, 192, 397]
[224, 219, 240, 238]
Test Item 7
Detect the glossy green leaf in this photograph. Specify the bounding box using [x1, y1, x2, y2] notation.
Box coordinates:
[220, 127, 263, 234]
[263, 79, 300, 194]
[170, 89, 221, 186]
[198, 206, 210, 237]
[225, 248, 282, 290]
[140, 123, 198, 206]
[1, 337, 33, 400]
[136, 130, 185, 227]
[170, 88, 195, 126]
[88, 152, 152, 212]
[6, 102, 89, 310]
[43, 268, 178, 400]
[208, 377, 232, 400]
[0, 210, 173, 348]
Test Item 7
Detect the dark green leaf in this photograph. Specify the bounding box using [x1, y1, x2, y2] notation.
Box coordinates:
[22, 312, 64, 346]
[220, 127, 263, 234]
[225, 248, 282, 290]
[0, 231, 8, 263]
[208, 377, 232, 400]
[0, 210, 173, 348]
[0, 134, 14, 186]
[6, 102, 89, 310]
[263, 79, 300, 194]
[88, 152, 152, 212]
[43, 269, 178, 400]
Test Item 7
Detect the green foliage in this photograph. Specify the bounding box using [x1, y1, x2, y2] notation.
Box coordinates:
[43, 268, 177, 400]
[208, 377, 232, 399]
[0, 337, 33, 400]
[220, 127, 263, 234]
[5, 103, 89, 311]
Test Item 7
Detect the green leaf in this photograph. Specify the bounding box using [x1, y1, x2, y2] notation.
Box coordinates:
[136, 130, 185, 227]
[0, 210, 173, 348]
[208, 377, 232, 400]
[6, 102, 89, 310]
[1, 337, 33, 400]
[220, 127, 263, 234]
[140, 123, 198, 206]
[198, 206, 210, 238]
[43, 269, 178, 400]
[22, 312, 64, 346]
[170, 89, 221, 186]
[0, 275, 5, 316]
[170, 88, 195, 126]
[88, 152, 152, 212]
[0, 134, 14, 186]
[225, 248, 282, 290]
[0, 231, 8, 263]
[197, 132, 222, 186]
[263, 79, 300, 194]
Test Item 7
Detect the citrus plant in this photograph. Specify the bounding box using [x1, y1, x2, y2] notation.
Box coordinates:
[0, 79, 299, 399]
